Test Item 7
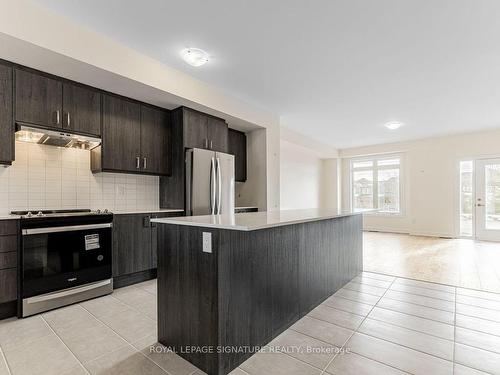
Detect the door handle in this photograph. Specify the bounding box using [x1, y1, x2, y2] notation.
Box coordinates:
[210, 157, 216, 214]
[136, 157, 140, 169]
[216, 157, 222, 214]
[477, 203, 485, 207]
[143, 157, 147, 170]
[55, 110, 61, 125]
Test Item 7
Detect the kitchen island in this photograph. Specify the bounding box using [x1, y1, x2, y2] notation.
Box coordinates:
[151, 209, 363, 375]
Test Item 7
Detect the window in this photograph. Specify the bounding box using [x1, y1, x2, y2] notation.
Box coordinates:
[351, 155, 402, 214]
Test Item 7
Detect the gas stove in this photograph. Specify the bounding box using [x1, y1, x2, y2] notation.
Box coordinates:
[11, 209, 111, 219]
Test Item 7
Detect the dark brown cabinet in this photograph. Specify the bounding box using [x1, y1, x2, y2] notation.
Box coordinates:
[15, 68, 102, 136]
[0, 62, 14, 165]
[62, 82, 101, 136]
[99, 95, 141, 173]
[113, 211, 183, 284]
[15, 68, 62, 129]
[0, 220, 18, 319]
[140, 105, 172, 176]
[93, 95, 171, 176]
[228, 129, 247, 182]
[183, 107, 228, 152]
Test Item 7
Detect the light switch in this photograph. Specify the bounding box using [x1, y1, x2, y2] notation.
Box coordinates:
[202, 232, 212, 253]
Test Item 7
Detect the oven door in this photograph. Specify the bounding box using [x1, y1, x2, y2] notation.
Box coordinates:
[22, 223, 112, 298]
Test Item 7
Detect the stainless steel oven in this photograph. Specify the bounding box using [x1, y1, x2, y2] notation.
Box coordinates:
[17, 210, 113, 317]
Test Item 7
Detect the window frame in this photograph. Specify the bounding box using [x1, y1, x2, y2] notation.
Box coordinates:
[350, 153, 404, 216]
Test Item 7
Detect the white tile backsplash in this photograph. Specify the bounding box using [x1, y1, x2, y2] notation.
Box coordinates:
[0, 142, 159, 215]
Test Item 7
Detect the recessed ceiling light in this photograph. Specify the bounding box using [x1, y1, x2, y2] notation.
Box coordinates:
[385, 121, 403, 130]
[180, 48, 209, 67]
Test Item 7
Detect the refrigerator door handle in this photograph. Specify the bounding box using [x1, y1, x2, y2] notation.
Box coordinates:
[210, 157, 216, 214]
[216, 157, 222, 214]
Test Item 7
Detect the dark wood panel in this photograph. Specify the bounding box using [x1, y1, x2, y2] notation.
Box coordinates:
[140, 105, 171, 176]
[112, 214, 152, 277]
[0, 63, 14, 165]
[15, 68, 62, 129]
[0, 300, 16, 320]
[0, 252, 17, 270]
[159, 108, 185, 208]
[158, 224, 219, 374]
[207, 117, 228, 153]
[0, 220, 18, 235]
[100, 95, 141, 173]
[228, 129, 247, 182]
[113, 269, 157, 289]
[63, 82, 101, 136]
[0, 235, 18, 253]
[183, 108, 208, 149]
[0, 268, 17, 303]
[151, 212, 184, 268]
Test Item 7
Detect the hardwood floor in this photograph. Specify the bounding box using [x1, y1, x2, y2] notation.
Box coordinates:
[364, 231, 500, 293]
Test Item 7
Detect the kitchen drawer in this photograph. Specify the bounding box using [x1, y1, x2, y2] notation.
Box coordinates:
[0, 268, 17, 303]
[0, 235, 18, 253]
[0, 220, 18, 236]
[0, 252, 17, 270]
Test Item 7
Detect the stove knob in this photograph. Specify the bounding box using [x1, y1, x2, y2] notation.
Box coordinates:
[96, 209, 101, 214]
[103, 209, 109, 214]
[37, 211, 44, 217]
[26, 211, 33, 218]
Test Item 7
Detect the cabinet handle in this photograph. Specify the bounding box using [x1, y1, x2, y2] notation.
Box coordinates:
[136, 157, 140, 169]
[205, 139, 208, 149]
[56, 110, 60, 125]
[143, 157, 147, 170]
[210, 140, 213, 149]
[67, 112, 71, 127]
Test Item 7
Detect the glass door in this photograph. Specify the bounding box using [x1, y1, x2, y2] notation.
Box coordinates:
[475, 158, 500, 241]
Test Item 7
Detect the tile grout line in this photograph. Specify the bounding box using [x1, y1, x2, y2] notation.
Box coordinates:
[0, 346, 13, 375]
[78, 303, 172, 375]
[320, 275, 402, 374]
[39, 315, 91, 375]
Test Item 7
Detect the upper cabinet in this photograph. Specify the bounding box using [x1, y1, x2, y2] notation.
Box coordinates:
[183, 107, 228, 152]
[15, 69, 62, 129]
[228, 129, 247, 182]
[14, 68, 101, 136]
[62, 82, 101, 136]
[0, 62, 14, 165]
[92, 94, 172, 176]
[140, 105, 172, 176]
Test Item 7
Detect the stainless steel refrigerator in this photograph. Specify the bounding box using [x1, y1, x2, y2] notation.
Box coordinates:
[185, 148, 235, 216]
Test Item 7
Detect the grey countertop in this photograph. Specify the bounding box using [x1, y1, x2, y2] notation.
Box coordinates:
[150, 208, 361, 231]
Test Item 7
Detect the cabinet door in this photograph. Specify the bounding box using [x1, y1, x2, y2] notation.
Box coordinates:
[0, 63, 13, 165]
[228, 129, 247, 181]
[102, 95, 141, 172]
[150, 212, 183, 268]
[140, 106, 171, 175]
[207, 117, 228, 152]
[112, 214, 153, 277]
[15, 69, 62, 129]
[183, 109, 208, 149]
[63, 83, 101, 136]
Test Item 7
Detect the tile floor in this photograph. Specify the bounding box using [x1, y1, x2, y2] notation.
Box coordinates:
[364, 231, 500, 292]
[1, 273, 500, 374]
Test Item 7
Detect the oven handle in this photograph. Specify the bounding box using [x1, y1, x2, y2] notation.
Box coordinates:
[22, 223, 112, 235]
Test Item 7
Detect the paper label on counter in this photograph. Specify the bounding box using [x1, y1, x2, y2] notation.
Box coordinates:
[85, 234, 100, 250]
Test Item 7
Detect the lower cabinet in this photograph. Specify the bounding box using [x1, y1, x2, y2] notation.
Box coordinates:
[112, 212, 182, 287]
[0, 220, 19, 319]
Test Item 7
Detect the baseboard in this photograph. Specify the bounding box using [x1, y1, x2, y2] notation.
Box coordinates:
[113, 269, 157, 289]
[364, 227, 455, 239]
[0, 300, 17, 320]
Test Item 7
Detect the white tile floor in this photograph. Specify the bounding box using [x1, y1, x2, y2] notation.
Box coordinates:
[1, 273, 500, 374]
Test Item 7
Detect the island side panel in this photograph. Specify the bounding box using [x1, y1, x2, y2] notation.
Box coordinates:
[157, 224, 219, 374]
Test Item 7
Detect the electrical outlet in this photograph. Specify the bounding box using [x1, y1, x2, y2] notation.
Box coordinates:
[202, 232, 212, 253]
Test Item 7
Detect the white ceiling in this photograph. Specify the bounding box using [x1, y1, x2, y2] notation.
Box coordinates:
[33, 0, 500, 149]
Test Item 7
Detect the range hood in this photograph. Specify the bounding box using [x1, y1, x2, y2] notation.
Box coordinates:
[15, 124, 101, 150]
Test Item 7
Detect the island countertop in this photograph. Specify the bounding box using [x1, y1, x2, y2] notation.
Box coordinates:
[150, 208, 361, 231]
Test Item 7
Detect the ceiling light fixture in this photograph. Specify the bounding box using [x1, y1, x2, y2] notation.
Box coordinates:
[385, 121, 403, 130]
[180, 48, 209, 67]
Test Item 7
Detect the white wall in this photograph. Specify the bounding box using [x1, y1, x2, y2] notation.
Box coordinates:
[0, 142, 159, 215]
[340, 128, 500, 237]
